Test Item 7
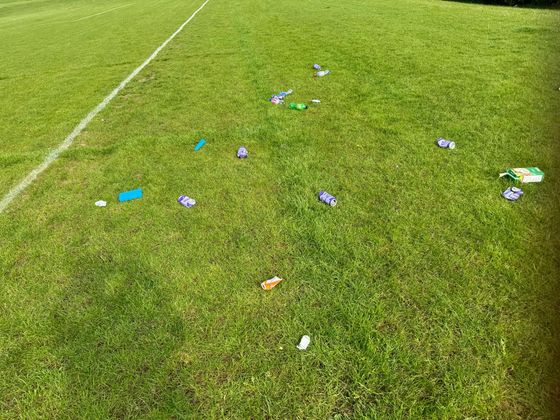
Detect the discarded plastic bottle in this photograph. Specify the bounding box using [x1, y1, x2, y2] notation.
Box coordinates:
[277, 89, 293, 99]
[318, 191, 337, 206]
[313, 64, 321, 70]
[314, 70, 330, 77]
[436, 138, 455, 149]
[237, 146, 248, 158]
[289, 102, 308, 110]
[178, 195, 196, 208]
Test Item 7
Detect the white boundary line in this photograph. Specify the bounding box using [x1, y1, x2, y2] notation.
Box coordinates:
[71, 4, 133, 23]
[0, 0, 211, 214]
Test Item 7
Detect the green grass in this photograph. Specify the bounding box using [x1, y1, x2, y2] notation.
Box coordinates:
[1, 0, 559, 417]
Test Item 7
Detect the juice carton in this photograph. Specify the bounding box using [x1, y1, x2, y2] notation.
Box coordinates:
[500, 167, 544, 184]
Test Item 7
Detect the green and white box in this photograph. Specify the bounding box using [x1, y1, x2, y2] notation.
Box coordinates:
[501, 167, 544, 184]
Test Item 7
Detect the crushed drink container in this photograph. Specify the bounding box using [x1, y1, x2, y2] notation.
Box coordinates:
[237, 147, 248, 158]
[318, 191, 337, 206]
[436, 138, 455, 149]
[178, 195, 196, 208]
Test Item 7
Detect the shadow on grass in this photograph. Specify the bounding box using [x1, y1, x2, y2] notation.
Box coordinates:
[49, 252, 193, 417]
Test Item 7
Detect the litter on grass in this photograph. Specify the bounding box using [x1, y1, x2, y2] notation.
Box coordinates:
[194, 139, 206, 151]
[314, 70, 330, 77]
[313, 64, 321, 70]
[499, 167, 544, 183]
[95, 200, 107, 207]
[289, 102, 308, 110]
[297, 335, 310, 350]
[178, 195, 196, 208]
[436, 138, 455, 149]
[118, 188, 143, 202]
[318, 191, 337, 206]
[269, 89, 293, 105]
[502, 187, 523, 201]
[261, 276, 283, 290]
[237, 147, 248, 158]
[311, 99, 321, 103]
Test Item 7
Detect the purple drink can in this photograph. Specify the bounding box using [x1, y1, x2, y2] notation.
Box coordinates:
[502, 187, 523, 201]
[318, 191, 337, 207]
[237, 147, 248, 158]
[178, 195, 196, 208]
[436, 138, 456, 149]
[313, 64, 321, 70]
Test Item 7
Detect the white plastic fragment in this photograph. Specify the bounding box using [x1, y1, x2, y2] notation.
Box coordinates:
[297, 335, 310, 350]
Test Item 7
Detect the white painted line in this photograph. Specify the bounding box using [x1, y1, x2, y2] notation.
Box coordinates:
[71, 4, 133, 23]
[0, 0, 211, 214]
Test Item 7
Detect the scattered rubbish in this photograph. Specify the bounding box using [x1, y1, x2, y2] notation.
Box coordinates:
[311, 99, 321, 103]
[269, 89, 293, 105]
[502, 186, 523, 201]
[118, 188, 143, 203]
[261, 276, 283, 290]
[318, 191, 337, 207]
[95, 200, 107, 207]
[314, 70, 330, 77]
[237, 146, 248, 158]
[297, 335, 310, 350]
[278, 89, 293, 99]
[194, 139, 206, 151]
[313, 64, 321, 70]
[178, 195, 196, 208]
[499, 167, 544, 184]
[289, 102, 308, 110]
[436, 138, 455, 149]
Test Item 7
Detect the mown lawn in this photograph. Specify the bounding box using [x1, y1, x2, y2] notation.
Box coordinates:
[0, 0, 559, 417]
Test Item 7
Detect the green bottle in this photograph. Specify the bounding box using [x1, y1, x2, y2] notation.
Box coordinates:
[289, 102, 308, 110]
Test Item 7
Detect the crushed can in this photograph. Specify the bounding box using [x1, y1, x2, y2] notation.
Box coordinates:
[502, 187, 523, 201]
[178, 195, 196, 208]
[237, 147, 248, 159]
[436, 138, 455, 149]
[318, 191, 337, 206]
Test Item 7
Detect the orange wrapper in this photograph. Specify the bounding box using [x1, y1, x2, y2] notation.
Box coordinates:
[261, 276, 283, 290]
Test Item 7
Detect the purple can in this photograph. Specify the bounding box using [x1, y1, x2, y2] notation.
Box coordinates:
[436, 138, 456, 149]
[178, 195, 196, 208]
[313, 64, 321, 70]
[502, 187, 523, 201]
[318, 191, 337, 207]
[237, 147, 248, 159]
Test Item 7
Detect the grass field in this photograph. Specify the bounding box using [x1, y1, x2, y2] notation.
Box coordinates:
[1, 0, 559, 417]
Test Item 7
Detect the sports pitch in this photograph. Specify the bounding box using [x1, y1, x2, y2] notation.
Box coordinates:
[1, 0, 559, 417]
